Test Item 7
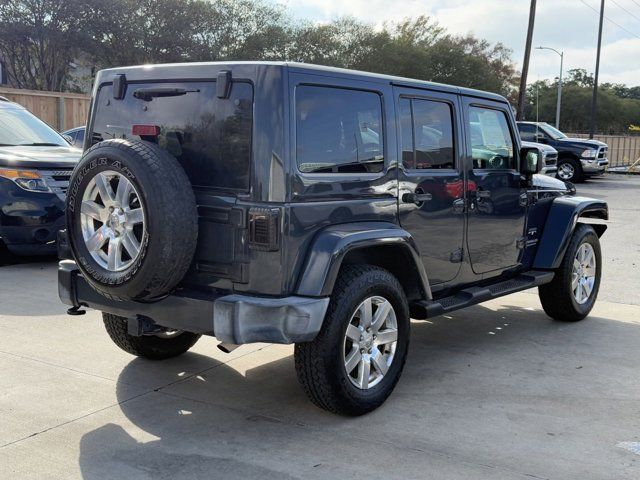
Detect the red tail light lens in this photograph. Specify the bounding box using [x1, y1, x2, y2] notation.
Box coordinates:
[132, 124, 160, 136]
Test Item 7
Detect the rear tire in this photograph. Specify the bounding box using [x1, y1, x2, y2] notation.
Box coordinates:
[538, 224, 601, 322]
[103, 313, 201, 360]
[294, 265, 410, 415]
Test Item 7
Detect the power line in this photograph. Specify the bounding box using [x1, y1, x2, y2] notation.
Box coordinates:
[579, 0, 640, 39]
[610, 0, 640, 24]
[630, 0, 640, 9]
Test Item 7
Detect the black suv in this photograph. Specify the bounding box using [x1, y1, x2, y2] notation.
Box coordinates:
[58, 62, 608, 415]
[517, 121, 608, 182]
[0, 98, 80, 256]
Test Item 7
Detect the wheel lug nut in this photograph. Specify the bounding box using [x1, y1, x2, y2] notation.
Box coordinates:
[360, 348, 365, 354]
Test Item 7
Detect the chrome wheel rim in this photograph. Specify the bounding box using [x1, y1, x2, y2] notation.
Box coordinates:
[572, 242, 596, 304]
[343, 296, 398, 390]
[80, 170, 146, 272]
[558, 162, 575, 180]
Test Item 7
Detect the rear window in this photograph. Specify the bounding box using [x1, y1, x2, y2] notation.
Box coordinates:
[90, 81, 253, 190]
[295, 86, 384, 174]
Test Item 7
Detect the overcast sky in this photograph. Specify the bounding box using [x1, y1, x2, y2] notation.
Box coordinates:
[276, 0, 640, 87]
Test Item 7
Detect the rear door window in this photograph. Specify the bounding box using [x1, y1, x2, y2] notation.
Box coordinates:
[295, 85, 384, 174]
[399, 97, 455, 170]
[91, 81, 253, 190]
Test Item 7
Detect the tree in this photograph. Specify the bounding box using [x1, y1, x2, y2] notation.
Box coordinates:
[0, 0, 85, 91]
[0, 0, 526, 100]
[524, 75, 640, 134]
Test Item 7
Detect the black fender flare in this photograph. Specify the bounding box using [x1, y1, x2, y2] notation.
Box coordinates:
[295, 222, 431, 299]
[533, 195, 608, 269]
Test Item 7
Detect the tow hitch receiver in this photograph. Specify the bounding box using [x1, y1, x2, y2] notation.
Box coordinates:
[127, 316, 168, 337]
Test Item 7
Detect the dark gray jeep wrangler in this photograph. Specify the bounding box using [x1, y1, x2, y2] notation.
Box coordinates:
[58, 62, 608, 415]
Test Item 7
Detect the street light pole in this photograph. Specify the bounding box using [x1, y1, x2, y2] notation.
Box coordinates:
[536, 46, 564, 129]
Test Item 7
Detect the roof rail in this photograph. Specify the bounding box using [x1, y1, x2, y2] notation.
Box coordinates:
[0, 96, 9, 102]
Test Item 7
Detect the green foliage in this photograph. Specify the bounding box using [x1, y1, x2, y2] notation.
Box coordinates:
[0, 0, 516, 95]
[0, 0, 86, 91]
[0, 0, 636, 135]
[524, 69, 640, 133]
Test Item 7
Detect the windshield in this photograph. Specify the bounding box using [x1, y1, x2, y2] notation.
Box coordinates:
[0, 107, 67, 147]
[540, 124, 567, 140]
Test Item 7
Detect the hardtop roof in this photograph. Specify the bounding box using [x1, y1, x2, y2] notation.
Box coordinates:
[96, 61, 508, 103]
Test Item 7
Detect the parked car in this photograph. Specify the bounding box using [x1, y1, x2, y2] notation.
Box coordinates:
[0, 98, 81, 256]
[517, 121, 608, 182]
[58, 62, 607, 415]
[61, 126, 85, 148]
[521, 140, 558, 177]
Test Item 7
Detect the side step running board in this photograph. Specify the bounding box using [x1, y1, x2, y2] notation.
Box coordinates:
[412, 270, 554, 319]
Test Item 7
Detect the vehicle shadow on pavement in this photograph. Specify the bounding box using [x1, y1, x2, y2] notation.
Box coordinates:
[77, 303, 640, 479]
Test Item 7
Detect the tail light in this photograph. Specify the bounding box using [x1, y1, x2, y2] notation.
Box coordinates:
[248, 207, 280, 251]
[132, 124, 160, 136]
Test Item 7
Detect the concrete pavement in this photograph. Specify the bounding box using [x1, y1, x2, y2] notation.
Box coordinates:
[1, 174, 639, 479]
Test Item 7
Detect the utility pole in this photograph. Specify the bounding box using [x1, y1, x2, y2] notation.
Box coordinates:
[589, 0, 605, 139]
[517, 0, 537, 120]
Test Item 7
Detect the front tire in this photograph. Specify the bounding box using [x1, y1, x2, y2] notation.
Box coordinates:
[538, 224, 602, 321]
[103, 313, 201, 360]
[294, 265, 410, 415]
[557, 158, 584, 183]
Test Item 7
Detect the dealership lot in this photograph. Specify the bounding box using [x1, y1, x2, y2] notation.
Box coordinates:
[1, 175, 639, 480]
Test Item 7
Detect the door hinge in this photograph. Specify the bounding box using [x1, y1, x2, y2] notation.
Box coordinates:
[450, 248, 464, 263]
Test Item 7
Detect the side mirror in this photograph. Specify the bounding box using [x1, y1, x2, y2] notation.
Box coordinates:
[520, 146, 542, 177]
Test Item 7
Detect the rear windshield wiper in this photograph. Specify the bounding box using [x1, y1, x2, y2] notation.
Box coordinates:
[133, 87, 200, 101]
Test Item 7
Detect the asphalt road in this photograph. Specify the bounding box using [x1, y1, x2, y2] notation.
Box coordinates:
[1, 174, 639, 480]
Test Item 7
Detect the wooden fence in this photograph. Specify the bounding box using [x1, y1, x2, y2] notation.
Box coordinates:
[567, 133, 640, 167]
[0, 86, 90, 132]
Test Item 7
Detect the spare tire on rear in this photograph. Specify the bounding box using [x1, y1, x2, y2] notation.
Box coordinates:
[66, 139, 198, 301]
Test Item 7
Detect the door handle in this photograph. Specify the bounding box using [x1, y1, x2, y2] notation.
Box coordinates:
[402, 192, 432, 204]
[476, 189, 491, 198]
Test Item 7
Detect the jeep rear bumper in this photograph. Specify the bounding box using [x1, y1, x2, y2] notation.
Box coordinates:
[58, 260, 329, 345]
